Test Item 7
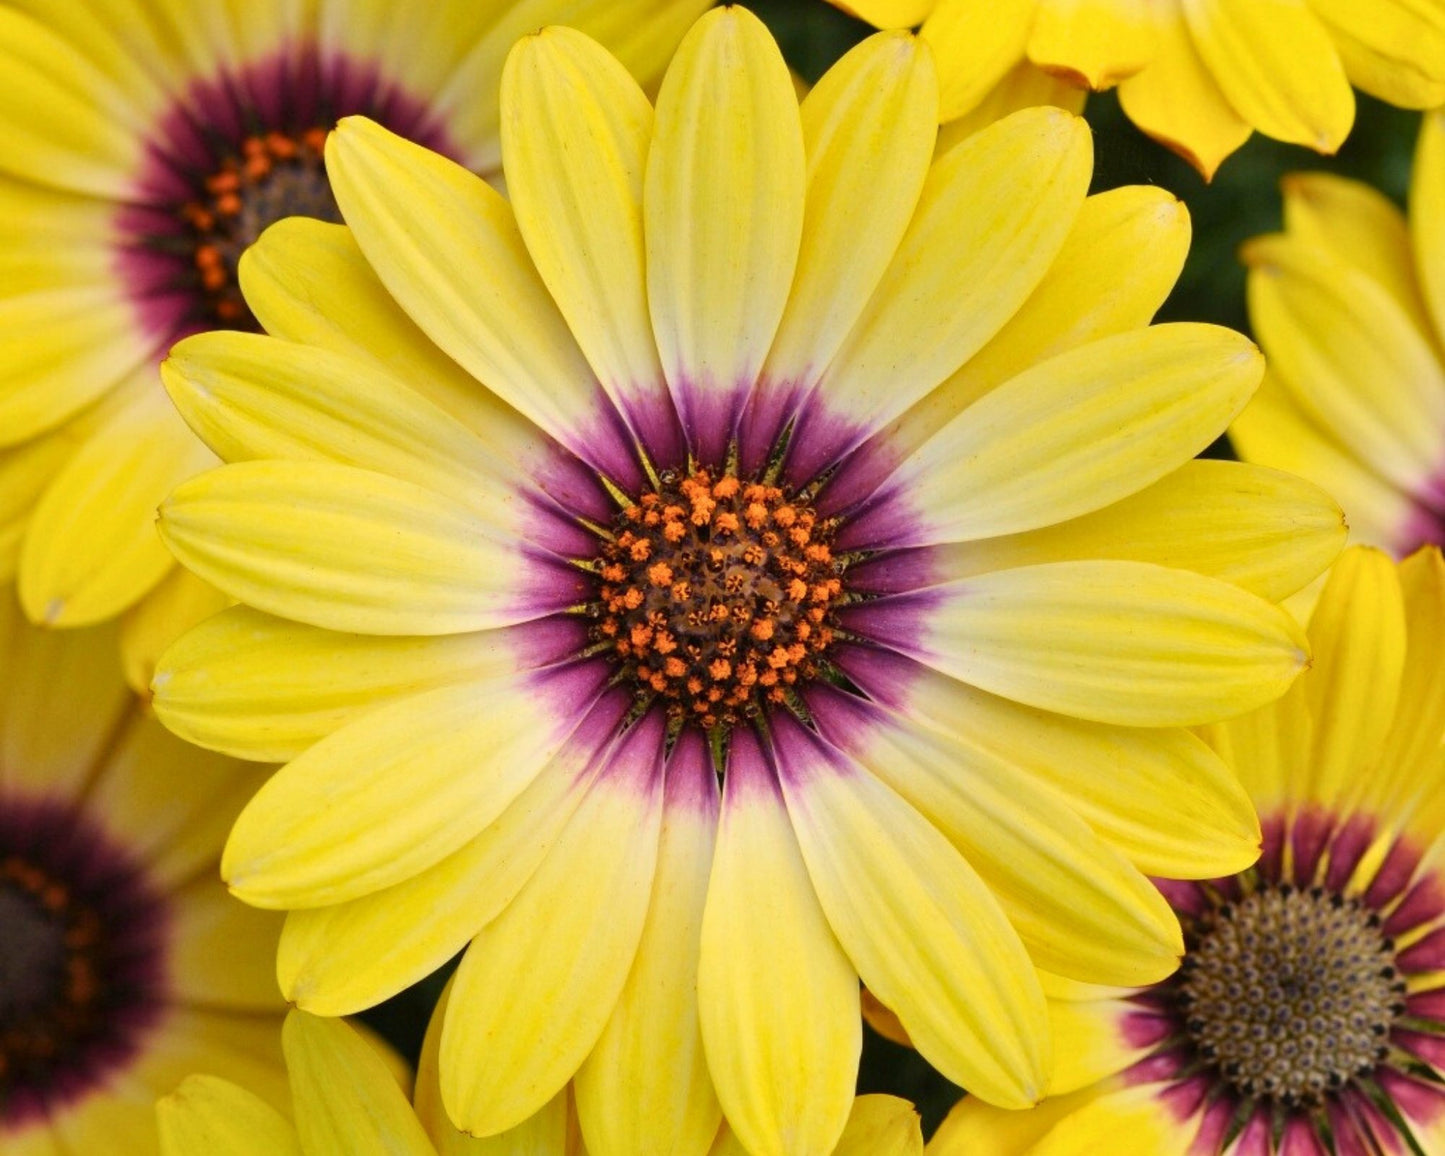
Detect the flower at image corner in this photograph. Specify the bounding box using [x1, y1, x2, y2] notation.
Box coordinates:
[927, 546, 1445, 1155]
[0, 0, 707, 692]
[829, 0, 1445, 177]
[1233, 110, 1445, 563]
[156, 999, 925, 1156]
[151, 9, 1343, 1155]
[0, 593, 285, 1152]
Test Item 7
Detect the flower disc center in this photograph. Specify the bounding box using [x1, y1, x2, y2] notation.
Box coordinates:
[1179, 886, 1401, 1105]
[179, 127, 341, 326]
[595, 467, 845, 731]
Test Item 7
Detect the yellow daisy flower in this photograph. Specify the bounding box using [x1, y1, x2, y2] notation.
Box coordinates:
[0, 0, 707, 691]
[829, 0, 1445, 177]
[1234, 110, 1445, 563]
[928, 546, 1445, 1156]
[150, 9, 1342, 1153]
[157, 1003, 924, 1156]
[0, 592, 284, 1154]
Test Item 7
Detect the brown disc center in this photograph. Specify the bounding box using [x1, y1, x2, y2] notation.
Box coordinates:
[180, 127, 341, 325]
[1178, 886, 1402, 1105]
[594, 467, 845, 730]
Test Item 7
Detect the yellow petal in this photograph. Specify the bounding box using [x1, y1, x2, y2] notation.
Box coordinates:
[835, 1096, 924, 1156]
[415, 980, 574, 1156]
[877, 559, 1308, 726]
[161, 332, 519, 512]
[847, 661, 1259, 880]
[644, 6, 805, 455]
[1300, 546, 1406, 812]
[0, 7, 144, 196]
[813, 107, 1090, 449]
[931, 459, 1344, 604]
[120, 567, 230, 697]
[1414, 111, 1445, 350]
[19, 396, 214, 627]
[890, 184, 1191, 456]
[698, 734, 860, 1156]
[238, 219, 544, 454]
[325, 117, 612, 469]
[278, 734, 600, 1014]
[921, 0, 1037, 122]
[168, 876, 284, 1010]
[0, 596, 129, 797]
[0, 413, 89, 580]
[575, 734, 722, 1156]
[152, 607, 557, 763]
[158, 460, 565, 637]
[1027, 0, 1155, 89]
[1281, 171, 1435, 337]
[761, 31, 938, 392]
[1376, 548, 1445, 813]
[284, 1011, 436, 1156]
[830, 0, 937, 25]
[1041, 979, 1150, 1095]
[1309, 0, 1445, 108]
[1116, 2, 1250, 179]
[832, 701, 1185, 984]
[1230, 372, 1421, 554]
[501, 26, 666, 438]
[898, 324, 1262, 544]
[157, 1075, 301, 1156]
[440, 719, 665, 1135]
[928, 1083, 1182, 1156]
[222, 672, 602, 909]
[1244, 234, 1445, 497]
[779, 730, 1050, 1107]
[1181, 0, 1353, 152]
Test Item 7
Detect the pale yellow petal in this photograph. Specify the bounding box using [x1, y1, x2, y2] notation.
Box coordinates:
[1244, 234, 1445, 497]
[440, 720, 665, 1136]
[222, 673, 600, 909]
[932, 60, 1086, 148]
[1027, 0, 1155, 89]
[878, 559, 1308, 726]
[897, 324, 1262, 544]
[928, 1083, 1181, 1156]
[889, 184, 1191, 457]
[121, 568, 230, 698]
[780, 734, 1050, 1107]
[644, 6, 805, 452]
[501, 26, 665, 434]
[928, 459, 1344, 604]
[575, 734, 722, 1156]
[1181, 0, 1353, 152]
[761, 31, 938, 391]
[1310, 0, 1445, 108]
[19, 396, 214, 627]
[284, 1011, 436, 1156]
[813, 107, 1090, 448]
[325, 117, 612, 467]
[158, 460, 560, 637]
[1414, 111, 1445, 350]
[158, 1075, 301, 1156]
[834, 1096, 924, 1156]
[153, 607, 563, 763]
[698, 736, 860, 1156]
[1042, 983, 1150, 1095]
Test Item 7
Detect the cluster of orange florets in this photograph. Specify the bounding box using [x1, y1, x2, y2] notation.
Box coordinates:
[0, 854, 103, 1078]
[179, 127, 335, 325]
[595, 467, 845, 730]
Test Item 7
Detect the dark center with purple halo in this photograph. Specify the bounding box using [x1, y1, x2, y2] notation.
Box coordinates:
[0, 797, 169, 1132]
[592, 464, 850, 734]
[117, 46, 455, 340]
[1174, 884, 1402, 1107]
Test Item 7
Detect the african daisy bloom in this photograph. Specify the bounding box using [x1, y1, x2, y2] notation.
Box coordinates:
[150, 8, 1341, 1154]
[156, 1002, 925, 1156]
[0, 592, 284, 1154]
[926, 546, 1445, 1156]
[0, 0, 706, 692]
[829, 0, 1445, 178]
[1233, 111, 1445, 563]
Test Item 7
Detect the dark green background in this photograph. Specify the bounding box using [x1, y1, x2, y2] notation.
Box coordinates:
[362, 0, 1424, 1136]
